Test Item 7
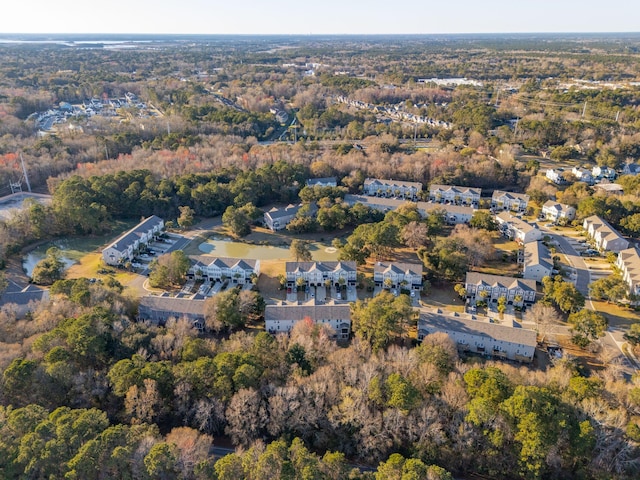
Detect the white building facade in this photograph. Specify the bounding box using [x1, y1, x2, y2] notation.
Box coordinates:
[102, 216, 164, 266]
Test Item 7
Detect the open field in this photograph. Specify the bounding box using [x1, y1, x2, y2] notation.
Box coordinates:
[422, 283, 464, 312]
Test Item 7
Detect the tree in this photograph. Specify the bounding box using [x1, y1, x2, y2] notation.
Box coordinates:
[568, 310, 608, 348]
[177, 205, 195, 229]
[148, 250, 190, 288]
[31, 247, 65, 285]
[290, 239, 312, 262]
[524, 303, 561, 342]
[204, 288, 245, 331]
[470, 210, 498, 231]
[589, 275, 628, 303]
[222, 203, 260, 237]
[401, 221, 429, 248]
[542, 275, 584, 313]
[351, 291, 414, 351]
[144, 442, 178, 480]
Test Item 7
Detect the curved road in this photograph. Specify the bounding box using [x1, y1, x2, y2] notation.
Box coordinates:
[542, 225, 638, 377]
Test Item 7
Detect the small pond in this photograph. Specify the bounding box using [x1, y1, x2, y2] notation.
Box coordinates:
[199, 235, 339, 261]
[23, 237, 106, 277]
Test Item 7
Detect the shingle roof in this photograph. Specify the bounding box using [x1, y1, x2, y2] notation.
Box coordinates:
[364, 178, 423, 189]
[429, 184, 481, 196]
[139, 295, 206, 316]
[0, 286, 49, 308]
[418, 308, 537, 347]
[492, 190, 530, 203]
[374, 261, 423, 277]
[265, 299, 351, 322]
[524, 241, 553, 271]
[542, 200, 575, 214]
[618, 248, 640, 287]
[496, 212, 537, 234]
[344, 195, 474, 217]
[466, 272, 537, 292]
[105, 216, 163, 254]
[190, 256, 258, 270]
[286, 261, 356, 274]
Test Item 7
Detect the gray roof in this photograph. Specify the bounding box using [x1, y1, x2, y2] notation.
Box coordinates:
[286, 261, 356, 274]
[492, 190, 530, 203]
[374, 261, 423, 277]
[306, 177, 337, 186]
[496, 211, 538, 234]
[429, 184, 481, 196]
[105, 216, 164, 254]
[265, 202, 317, 221]
[524, 241, 553, 271]
[418, 308, 537, 347]
[190, 255, 258, 270]
[139, 295, 206, 317]
[344, 195, 474, 217]
[364, 178, 423, 189]
[542, 200, 575, 214]
[466, 272, 537, 292]
[0, 285, 49, 308]
[583, 215, 626, 243]
[265, 299, 351, 322]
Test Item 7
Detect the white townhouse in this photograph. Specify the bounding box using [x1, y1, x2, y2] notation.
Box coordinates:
[592, 166, 616, 181]
[344, 195, 474, 224]
[572, 167, 594, 184]
[265, 299, 351, 340]
[417, 308, 537, 363]
[264, 203, 317, 231]
[616, 248, 640, 298]
[583, 215, 629, 253]
[545, 168, 569, 185]
[363, 178, 423, 199]
[428, 184, 481, 206]
[542, 200, 576, 223]
[286, 261, 357, 289]
[491, 190, 530, 212]
[373, 262, 423, 292]
[188, 256, 260, 284]
[306, 177, 337, 187]
[523, 241, 553, 283]
[138, 296, 206, 331]
[465, 272, 537, 307]
[102, 215, 164, 266]
[496, 212, 542, 244]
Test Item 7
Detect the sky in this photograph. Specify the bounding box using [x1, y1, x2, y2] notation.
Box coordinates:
[2, 0, 639, 35]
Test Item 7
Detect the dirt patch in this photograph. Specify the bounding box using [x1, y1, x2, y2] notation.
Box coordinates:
[423, 283, 464, 312]
[257, 260, 286, 303]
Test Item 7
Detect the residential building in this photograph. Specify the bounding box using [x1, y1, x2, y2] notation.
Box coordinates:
[363, 178, 423, 199]
[491, 190, 530, 212]
[138, 295, 205, 331]
[592, 166, 616, 181]
[373, 262, 423, 292]
[417, 308, 536, 362]
[542, 201, 576, 223]
[0, 285, 49, 318]
[545, 168, 569, 185]
[594, 183, 624, 195]
[583, 215, 629, 253]
[622, 163, 640, 176]
[465, 272, 537, 306]
[265, 299, 351, 339]
[306, 177, 337, 187]
[344, 195, 474, 224]
[264, 203, 316, 231]
[102, 216, 164, 266]
[523, 241, 553, 283]
[188, 256, 260, 284]
[616, 248, 640, 297]
[428, 184, 481, 206]
[496, 212, 542, 244]
[572, 167, 594, 184]
[286, 261, 357, 289]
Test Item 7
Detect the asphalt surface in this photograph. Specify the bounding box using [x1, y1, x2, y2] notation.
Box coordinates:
[541, 225, 638, 377]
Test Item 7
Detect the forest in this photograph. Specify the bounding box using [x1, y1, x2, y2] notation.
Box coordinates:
[1, 34, 640, 479]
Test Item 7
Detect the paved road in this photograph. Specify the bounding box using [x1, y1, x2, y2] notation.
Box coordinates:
[541, 225, 638, 377]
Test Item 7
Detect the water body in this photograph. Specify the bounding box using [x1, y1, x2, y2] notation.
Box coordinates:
[22, 237, 107, 277]
[199, 236, 339, 261]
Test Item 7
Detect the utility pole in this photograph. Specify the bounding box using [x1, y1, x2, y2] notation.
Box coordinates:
[582, 101, 587, 118]
[615, 110, 620, 123]
[20, 153, 31, 193]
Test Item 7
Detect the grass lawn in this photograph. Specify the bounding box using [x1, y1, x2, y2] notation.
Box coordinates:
[422, 283, 465, 312]
[591, 300, 640, 329]
[256, 259, 286, 302]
